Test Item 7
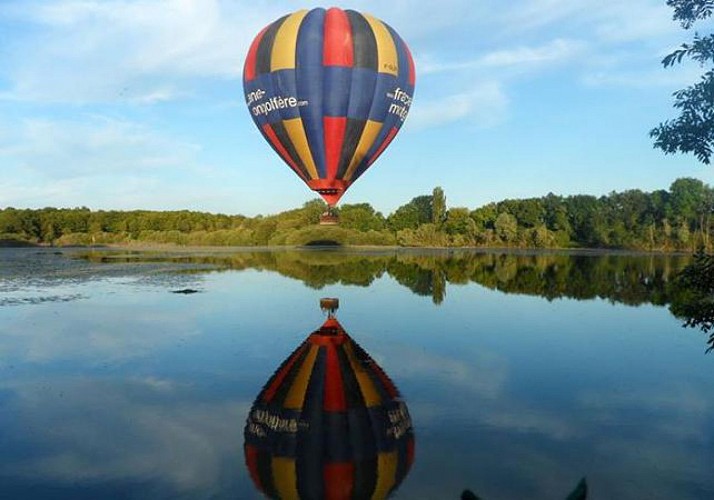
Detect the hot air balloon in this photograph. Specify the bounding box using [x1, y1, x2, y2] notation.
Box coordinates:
[244, 298, 415, 499]
[243, 8, 416, 221]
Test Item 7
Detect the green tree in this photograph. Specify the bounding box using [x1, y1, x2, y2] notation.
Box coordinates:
[529, 225, 554, 248]
[0, 207, 22, 235]
[499, 198, 544, 228]
[669, 177, 712, 246]
[299, 199, 328, 225]
[432, 186, 446, 226]
[444, 207, 477, 239]
[253, 219, 278, 245]
[670, 177, 708, 220]
[387, 195, 432, 231]
[543, 193, 570, 231]
[565, 195, 603, 246]
[494, 212, 518, 243]
[338, 203, 386, 231]
[650, 0, 713, 164]
[470, 203, 498, 230]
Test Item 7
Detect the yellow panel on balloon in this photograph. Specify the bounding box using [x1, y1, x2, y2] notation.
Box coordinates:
[283, 118, 319, 180]
[272, 457, 299, 500]
[372, 451, 398, 499]
[344, 120, 383, 182]
[270, 10, 308, 71]
[363, 13, 399, 76]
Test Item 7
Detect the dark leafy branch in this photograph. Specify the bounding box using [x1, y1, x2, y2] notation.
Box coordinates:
[667, 0, 713, 28]
[652, 0, 714, 164]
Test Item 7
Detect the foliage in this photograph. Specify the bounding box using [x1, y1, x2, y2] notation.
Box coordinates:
[494, 213, 518, 242]
[669, 250, 714, 351]
[118, 249, 689, 311]
[432, 186, 446, 226]
[337, 203, 387, 231]
[396, 223, 450, 247]
[3, 178, 714, 251]
[387, 195, 433, 231]
[650, 0, 714, 164]
[444, 207, 477, 240]
[283, 226, 395, 246]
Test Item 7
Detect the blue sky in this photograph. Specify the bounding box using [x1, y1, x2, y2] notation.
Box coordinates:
[0, 0, 712, 217]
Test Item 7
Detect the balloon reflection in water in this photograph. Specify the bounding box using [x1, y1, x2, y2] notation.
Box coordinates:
[244, 299, 414, 499]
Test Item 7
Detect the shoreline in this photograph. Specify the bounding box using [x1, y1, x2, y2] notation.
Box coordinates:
[1, 241, 695, 258]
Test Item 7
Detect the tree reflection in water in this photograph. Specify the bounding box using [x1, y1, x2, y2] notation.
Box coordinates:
[668, 251, 714, 353]
[81, 248, 714, 351]
[82, 249, 689, 305]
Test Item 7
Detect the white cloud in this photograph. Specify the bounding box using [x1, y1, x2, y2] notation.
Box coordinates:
[1, 0, 279, 103]
[381, 343, 509, 398]
[0, 297, 204, 362]
[0, 114, 219, 209]
[510, 0, 679, 41]
[508, 0, 590, 31]
[582, 65, 704, 88]
[0, 377, 251, 493]
[408, 82, 509, 130]
[481, 38, 585, 67]
[420, 39, 585, 76]
[0, 0, 489, 104]
[591, 2, 680, 43]
[0, 110, 300, 213]
[411, 39, 585, 133]
[1, 115, 200, 178]
[0, 0, 692, 106]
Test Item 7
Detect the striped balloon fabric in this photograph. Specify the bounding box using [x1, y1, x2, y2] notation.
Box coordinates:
[243, 7, 416, 207]
[244, 317, 415, 499]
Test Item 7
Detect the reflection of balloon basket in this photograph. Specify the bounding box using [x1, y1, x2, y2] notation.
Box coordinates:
[319, 297, 339, 316]
[244, 298, 414, 500]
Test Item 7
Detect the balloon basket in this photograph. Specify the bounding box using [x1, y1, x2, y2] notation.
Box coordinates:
[319, 210, 339, 225]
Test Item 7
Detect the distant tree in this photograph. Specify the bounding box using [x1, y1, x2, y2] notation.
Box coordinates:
[494, 212, 518, 242]
[650, 0, 713, 164]
[529, 225, 555, 248]
[338, 203, 386, 232]
[432, 186, 446, 226]
[470, 203, 499, 230]
[669, 177, 713, 245]
[253, 219, 278, 245]
[0, 207, 21, 234]
[670, 177, 706, 219]
[444, 207, 477, 238]
[298, 199, 328, 225]
[504, 198, 544, 228]
[388, 195, 433, 231]
[564, 195, 602, 246]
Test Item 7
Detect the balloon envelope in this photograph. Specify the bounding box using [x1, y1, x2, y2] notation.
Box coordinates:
[244, 317, 415, 499]
[243, 7, 416, 206]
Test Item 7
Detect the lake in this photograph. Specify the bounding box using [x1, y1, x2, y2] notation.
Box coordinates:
[0, 248, 712, 499]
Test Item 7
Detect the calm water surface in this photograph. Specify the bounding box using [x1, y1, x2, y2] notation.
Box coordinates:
[0, 248, 712, 499]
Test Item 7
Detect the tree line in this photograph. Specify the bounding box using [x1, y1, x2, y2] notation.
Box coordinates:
[2, 177, 713, 251]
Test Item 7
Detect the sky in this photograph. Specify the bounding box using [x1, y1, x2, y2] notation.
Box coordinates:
[0, 0, 712, 217]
